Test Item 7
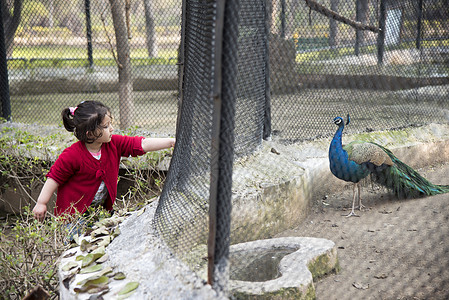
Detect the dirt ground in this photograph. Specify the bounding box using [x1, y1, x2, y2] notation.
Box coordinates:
[276, 162, 449, 300]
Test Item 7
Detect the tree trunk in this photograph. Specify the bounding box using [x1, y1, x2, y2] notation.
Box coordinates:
[109, 0, 133, 128]
[287, 0, 299, 38]
[1, 0, 23, 57]
[355, 0, 369, 55]
[143, 0, 157, 57]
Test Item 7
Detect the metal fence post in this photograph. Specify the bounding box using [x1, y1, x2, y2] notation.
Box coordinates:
[263, 0, 271, 140]
[0, 3, 11, 121]
[208, 0, 226, 287]
[208, 0, 240, 293]
[377, 0, 387, 65]
[416, 0, 423, 50]
[84, 0, 94, 68]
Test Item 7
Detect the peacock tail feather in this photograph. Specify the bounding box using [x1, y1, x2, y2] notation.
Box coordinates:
[369, 143, 449, 197]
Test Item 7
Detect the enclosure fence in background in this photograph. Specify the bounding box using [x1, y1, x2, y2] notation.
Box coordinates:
[2, 0, 181, 133]
[1, 0, 448, 296]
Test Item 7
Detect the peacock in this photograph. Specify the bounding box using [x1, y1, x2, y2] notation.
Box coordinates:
[329, 115, 449, 217]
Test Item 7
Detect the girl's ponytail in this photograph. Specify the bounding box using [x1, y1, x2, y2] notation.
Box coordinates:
[61, 101, 111, 143]
[62, 107, 76, 132]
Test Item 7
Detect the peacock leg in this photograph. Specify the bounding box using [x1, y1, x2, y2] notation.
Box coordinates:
[357, 183, 365, 211]
[345, 183, 358, 217]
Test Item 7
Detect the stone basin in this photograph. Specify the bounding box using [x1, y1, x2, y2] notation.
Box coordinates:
[229, 237, 339, 299]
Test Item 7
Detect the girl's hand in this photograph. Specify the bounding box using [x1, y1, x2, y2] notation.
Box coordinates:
[33, 203, 48, 222]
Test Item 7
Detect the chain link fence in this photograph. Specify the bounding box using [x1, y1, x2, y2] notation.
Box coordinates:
[2, 0, 181, 133]
[1, 0, 449, 296]
[269, 0, 448, 142]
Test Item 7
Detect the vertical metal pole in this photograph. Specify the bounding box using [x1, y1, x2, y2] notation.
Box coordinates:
[208, 0, 226, 287]
[0, 2, 11, 121]
[416, 0, 423, 50]
[280, 0, 286, 39]
[85, 0, 94, 68]
[377, 0, 387, 65]
[263, 0, 271, 140]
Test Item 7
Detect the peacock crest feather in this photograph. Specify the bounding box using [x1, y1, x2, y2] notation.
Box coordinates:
[329, 115, 449, 217]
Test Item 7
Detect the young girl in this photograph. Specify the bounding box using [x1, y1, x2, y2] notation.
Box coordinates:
[32, 101, 175, 221]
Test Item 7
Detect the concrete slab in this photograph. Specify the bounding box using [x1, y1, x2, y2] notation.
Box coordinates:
[58, 201, 222, 300]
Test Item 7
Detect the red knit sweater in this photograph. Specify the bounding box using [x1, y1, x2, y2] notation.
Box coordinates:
[47, 135, 145, 216]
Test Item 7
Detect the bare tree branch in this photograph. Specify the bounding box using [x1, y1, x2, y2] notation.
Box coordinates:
[125, 0, 132, 39]
[303, 0, 380, 33]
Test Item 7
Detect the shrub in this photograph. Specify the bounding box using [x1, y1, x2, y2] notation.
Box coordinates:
[0, 207, 72, 299]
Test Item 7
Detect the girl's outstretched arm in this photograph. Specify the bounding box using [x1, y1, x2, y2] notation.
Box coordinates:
[33, 178, 59, 221]
[142, 137, 175, 153]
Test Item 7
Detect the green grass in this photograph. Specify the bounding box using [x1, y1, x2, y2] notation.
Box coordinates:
[12, 45, 178, 59]
[295, 39, 449, 64]
[8, 46, 178, 69]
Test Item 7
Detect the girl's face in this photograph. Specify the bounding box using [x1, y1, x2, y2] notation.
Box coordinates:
[95, 114, 114, 144]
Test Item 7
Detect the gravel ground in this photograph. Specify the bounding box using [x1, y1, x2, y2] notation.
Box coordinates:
[276, 163, 449, 300]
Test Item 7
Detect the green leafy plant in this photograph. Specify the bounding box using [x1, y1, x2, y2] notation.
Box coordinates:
[0, 207, 72, 299]
[0, 125, 170, 298]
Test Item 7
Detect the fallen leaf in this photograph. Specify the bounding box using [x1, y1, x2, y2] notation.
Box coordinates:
[82, 254, 95, 267]
[112, 228, 121, 238]
[76, 255, 85, 261]
[137, 208, 146, 217]
[91, 236, 111, 248]
[80, 250, 105, 267]
[91, 226, 110, 238]
[74, 276, 109, 294]
[77, 275, 108, 287]
[118, 282, 139, 296]
[73, 234, 80, 246]
[96, 253, 109, 264]
[352, 282, 369, 290]
[113, 272, 126, 280]
[91, 246, 106, 259]
[80, 264, 103, 274]
[85, 285, 109, 295]
[270, 147, 280, 155]
[62, 262, 79, 272]
[97, 266, 113, 277]
[80, 239, 95, 252]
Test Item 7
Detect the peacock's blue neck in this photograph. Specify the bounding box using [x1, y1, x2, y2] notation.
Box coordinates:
[330, 125, 345, 155]
[329, 124, 369, 183]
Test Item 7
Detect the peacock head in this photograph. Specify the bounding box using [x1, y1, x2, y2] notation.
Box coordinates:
[333, 114, 350, 127]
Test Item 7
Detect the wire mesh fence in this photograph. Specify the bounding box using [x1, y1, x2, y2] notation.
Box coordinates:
[1, 0, 449, 297]
[269, 0, 448, 142]
[3, 0, 181, 133]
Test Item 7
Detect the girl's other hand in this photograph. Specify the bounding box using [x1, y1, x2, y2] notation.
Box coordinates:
[33, 203, 48, 221]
